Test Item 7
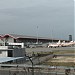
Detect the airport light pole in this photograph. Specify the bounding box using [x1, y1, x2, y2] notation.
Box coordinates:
[51, 29, 53, 43]
[36, 26, 38, 44]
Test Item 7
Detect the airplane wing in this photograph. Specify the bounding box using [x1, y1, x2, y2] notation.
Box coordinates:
[0, 57, 23, 63]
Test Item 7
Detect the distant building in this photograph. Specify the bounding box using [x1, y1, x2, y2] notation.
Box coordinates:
[69, 35, 72, 41]
[0, 42, 25, 57]
[0, 46, 25, 57]
[0, 42, 26, 63]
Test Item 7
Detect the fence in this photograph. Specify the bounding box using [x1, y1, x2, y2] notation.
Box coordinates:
[0, 64, 75, 75]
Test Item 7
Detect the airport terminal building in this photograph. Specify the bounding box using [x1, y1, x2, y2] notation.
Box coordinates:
[0, 34, 67, 46]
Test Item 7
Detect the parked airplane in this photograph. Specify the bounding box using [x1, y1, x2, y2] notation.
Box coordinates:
[61, 41, 75, 47]
[48, 40, 61, 48]
[48, 40, 75, 48]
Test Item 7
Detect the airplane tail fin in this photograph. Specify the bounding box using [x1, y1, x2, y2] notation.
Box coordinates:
[70, 41, 73, 43]
[62, 41, 65, 44]
[57, 40, 61, 44]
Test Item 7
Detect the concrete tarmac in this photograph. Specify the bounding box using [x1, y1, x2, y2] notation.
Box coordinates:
[26, 47, 75, 55]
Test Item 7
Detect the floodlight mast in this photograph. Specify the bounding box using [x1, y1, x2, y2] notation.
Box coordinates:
[37, 26, 38, 44]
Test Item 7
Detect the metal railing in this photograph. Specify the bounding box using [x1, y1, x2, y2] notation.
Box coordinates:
[0, 64, 75, 75]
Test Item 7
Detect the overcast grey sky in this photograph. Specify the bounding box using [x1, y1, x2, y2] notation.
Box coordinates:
[0, 0, 74, 40]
